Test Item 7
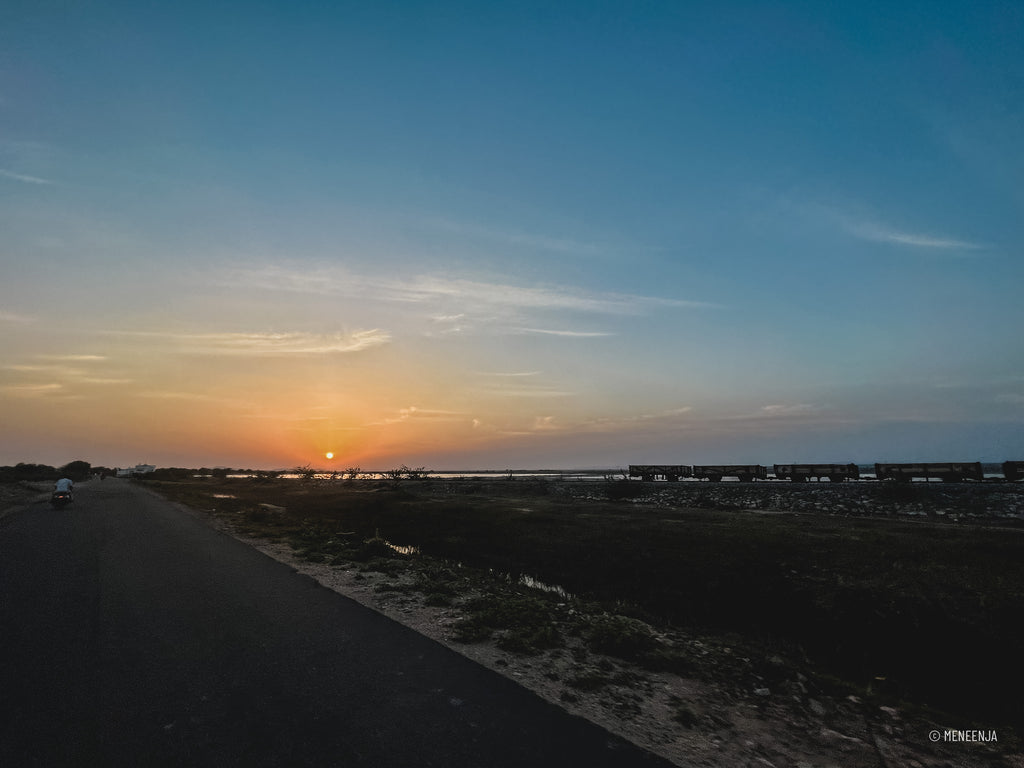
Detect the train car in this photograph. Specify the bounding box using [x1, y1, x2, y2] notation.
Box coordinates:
[874, 462, 984, 483]
[627, 465, 692, 481]
[773, 463, 860, 482]
[692, 465, 767, 482]
[1003, 461, 1024, 482]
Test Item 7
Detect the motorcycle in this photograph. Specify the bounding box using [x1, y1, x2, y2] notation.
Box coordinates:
[50, 491, 73, 509]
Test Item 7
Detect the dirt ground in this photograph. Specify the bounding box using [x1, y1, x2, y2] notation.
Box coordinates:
[159, 479, 1021, 768]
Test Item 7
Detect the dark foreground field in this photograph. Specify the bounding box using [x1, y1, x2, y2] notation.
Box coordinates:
[141, 475, 1024, 741]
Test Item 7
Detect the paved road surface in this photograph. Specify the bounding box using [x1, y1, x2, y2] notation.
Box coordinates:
[0, 480, 673, 767]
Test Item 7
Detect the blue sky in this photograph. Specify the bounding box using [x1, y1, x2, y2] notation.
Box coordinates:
[1, 1, 1022, 469]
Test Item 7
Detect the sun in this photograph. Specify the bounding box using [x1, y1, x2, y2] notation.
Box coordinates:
[325, 452, 334, 460]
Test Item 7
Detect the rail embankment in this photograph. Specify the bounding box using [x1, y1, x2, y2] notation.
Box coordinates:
[567, 478, 1024, 520]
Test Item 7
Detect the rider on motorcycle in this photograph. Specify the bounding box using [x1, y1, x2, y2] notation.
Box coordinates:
[53, 477, 74, 502]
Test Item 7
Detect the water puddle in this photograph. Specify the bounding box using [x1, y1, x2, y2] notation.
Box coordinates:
[384, 540, 420, 556]
[513, 573, 574, 600]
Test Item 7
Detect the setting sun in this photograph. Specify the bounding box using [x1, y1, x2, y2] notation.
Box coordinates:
[325, 452, 334, 460]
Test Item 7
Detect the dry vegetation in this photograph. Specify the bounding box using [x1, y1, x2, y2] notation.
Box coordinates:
[137, 474, 1024, 767]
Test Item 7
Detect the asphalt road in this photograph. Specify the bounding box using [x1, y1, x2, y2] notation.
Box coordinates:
[0, 480, 673, 767]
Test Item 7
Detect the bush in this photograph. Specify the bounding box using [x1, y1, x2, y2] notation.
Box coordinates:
[587, 614, 660, 660]
[454, 593, 562, 653]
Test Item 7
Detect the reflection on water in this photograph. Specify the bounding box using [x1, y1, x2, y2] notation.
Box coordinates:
[228, 470, 622, 481]
[513, 573, 574, 600]
[384, 540, 420, 556]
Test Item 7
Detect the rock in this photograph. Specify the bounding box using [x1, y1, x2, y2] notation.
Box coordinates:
[754, 687, 771, 697]
[808, 698, 826, 716]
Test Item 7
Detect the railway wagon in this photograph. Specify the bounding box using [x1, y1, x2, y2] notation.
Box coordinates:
[628, 465, 692, 481]
[874, 462, 984, 483]
[692, 465, 768, 482]
[773, 463, 860, 482]
[1003, 461, 1024, 482]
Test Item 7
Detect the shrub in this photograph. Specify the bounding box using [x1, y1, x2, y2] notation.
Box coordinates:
[453, 593, 562, 653]
[587, 614, 662, 665]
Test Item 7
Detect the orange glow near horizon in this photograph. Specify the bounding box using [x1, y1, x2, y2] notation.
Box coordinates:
[0, 320, 698, 470]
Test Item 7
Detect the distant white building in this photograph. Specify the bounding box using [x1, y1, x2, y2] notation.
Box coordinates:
[116, 464, 156, 477]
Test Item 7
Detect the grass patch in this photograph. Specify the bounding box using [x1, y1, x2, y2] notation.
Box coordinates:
[453, 593, 563, 654]
[585, 614, 694, 673]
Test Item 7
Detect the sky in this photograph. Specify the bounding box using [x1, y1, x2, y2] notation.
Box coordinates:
[2, 0, 1022, 470]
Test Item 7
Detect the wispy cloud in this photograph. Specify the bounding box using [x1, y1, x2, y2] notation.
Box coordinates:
[0, 310, 34, 324]
[190, 330, 390, 355]
[532, 416, 558, 430]
[503, 389, 575, 398]
[473, 370, 574, 399]
[5, 365, 54, 373]
[792, 200, 988, 252]
[37, 354, 108, 362]
[390, 274, 708, 313]
[3, 360, 133, 388]
[105, 329, 391, 356]
[639, 406, 693, 420]
[0, 168, 54, 185]
[845, 220, 986, 250]
[371, 405, 469, 426]
[137, 391, 223, 402]
[0, 382, 65, 398]
[479, 385, 575, 398]
[224, 264, 720, 315]
[760, 403, 820, 416]
[545, 406, 695, 435]
[477, 371, 543, 377]
[77, 377, 135, 385]
[513, 328, 611, 337]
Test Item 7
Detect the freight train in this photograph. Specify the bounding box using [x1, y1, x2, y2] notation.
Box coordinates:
[628, 461, 1024, 483]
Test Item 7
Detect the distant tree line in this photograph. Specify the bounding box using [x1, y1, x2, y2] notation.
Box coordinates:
[145, 467, 266, 480]
[0, 461, 99, 483]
